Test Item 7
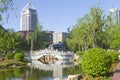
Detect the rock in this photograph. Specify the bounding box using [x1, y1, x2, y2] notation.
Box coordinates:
[12, 64, 17, 68]
[0, 57, 5, 61]
[67, 74, 82, 80]
[27, 63, 32, 66]
[54, 78, 61, 80]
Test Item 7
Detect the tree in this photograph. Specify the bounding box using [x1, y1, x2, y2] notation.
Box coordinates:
[0, 25, 29, 56]
[89, 7, 105, 48]
[16, 32, 30, 52]
[110, 25, 120, 50]
[81, 48, 112, 76]
[107, 50, 120, 63]
[111, 31, 120, 50]
[35, 31, 50, 49]
[27, 24, 42, 52]
[66, 6, 106, 51]
[0, 0, 14, 21]
[105, 15, 120, 50]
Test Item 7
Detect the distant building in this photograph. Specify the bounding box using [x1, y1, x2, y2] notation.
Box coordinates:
[20, 1, 37, 31]
[109, 8, 120, 24]
[52, 32, 69, 44]
[45, 31, 54, 43]
[20, 1, 37, 39]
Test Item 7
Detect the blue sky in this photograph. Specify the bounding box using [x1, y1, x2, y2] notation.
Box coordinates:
[1, 0, 120, 32]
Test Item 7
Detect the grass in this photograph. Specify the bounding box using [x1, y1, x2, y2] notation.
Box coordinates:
[0, 59, 25, 65]
[0, 59, 27, 70]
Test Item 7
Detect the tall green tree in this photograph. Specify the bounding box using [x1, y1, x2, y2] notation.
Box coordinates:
[110, 25, 120, 50]
[105, 15, 120, 50]
[88, 6, 105, 48]
[66, 6, 106, 51]
[27, 24, 42, 52]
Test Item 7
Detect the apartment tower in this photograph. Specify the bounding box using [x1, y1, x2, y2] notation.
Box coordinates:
[109, 8, 120, 24]
[20, 2, 37, 31]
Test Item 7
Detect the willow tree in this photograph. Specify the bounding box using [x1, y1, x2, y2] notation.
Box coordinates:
[105, 15, 120, 50]
[110, 25, 120, 50]
[89, 7, 106, 48]
[66, 14, 93, 51]
[26, 24, 42, 52]
[66, 6, 106, 51]
[0, 0, 14, 21]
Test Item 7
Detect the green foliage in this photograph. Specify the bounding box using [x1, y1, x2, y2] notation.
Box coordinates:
[76, 51, 84, 55]
[64, 65, 84, 76]
[33, 31, 49, 50]
[0, 25, 29, 56]
[66, 6, 120, 51]
[14, 52, 24, 61]
[107, 50, 119, 63]
[26, 24, 49, 51]
[0, 0, 14, 22]
[105, 16, 120, 50]
[110, 27, 120, 50]
[6, 52, 14, 60]
[81, 48, 112, 76]
[66, 6, 106, 51]
[88, 76, 110, 80]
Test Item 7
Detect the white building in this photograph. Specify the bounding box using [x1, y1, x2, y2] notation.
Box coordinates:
[109, 8, 120, 24]
[52, 32, 69, 44]
[20, 2, 37, 31]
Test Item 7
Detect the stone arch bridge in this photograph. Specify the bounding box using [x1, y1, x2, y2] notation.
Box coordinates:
[30, 49, 75, 64]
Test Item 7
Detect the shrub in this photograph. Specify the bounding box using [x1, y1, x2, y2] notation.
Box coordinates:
[81, 48, 112, 76]
[107, 50, 119, 63]
[14, 52, 24, 61]
[6, 52, 14, 60]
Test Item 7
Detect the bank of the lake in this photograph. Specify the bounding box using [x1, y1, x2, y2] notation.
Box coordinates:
[0, 60, 28, 71]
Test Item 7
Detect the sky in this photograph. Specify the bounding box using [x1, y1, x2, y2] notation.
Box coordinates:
[1, 0, 120, 32]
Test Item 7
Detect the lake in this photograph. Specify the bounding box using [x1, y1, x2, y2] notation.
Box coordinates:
[0, 60, 83, 80]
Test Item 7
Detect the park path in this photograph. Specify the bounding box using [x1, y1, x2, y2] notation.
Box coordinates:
[112, 62, 120, 80]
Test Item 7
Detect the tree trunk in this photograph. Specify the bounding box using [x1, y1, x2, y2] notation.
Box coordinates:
[31, 39, 33, 53]
[84, 39, 88, 51]
[84, 36, 88, 51]
[91, 31, 95, 48]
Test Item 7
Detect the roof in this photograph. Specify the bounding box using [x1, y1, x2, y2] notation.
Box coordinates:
[52, 43, 64, 48]
[22, 1, 36, 11]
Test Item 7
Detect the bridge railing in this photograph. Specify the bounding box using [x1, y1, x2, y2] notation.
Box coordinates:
[31, 49, 74, 55]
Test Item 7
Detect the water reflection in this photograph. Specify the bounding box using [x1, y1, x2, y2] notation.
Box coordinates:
[31, 60, 74, 80]
[0, 60, 75, 80]
[0, 67, 27, 80]
[38, 55, 58, 64]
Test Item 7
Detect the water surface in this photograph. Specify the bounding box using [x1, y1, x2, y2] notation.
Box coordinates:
[0, 60, 83, 80]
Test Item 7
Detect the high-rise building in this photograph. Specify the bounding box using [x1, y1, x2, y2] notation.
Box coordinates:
[20, 2, 37, 31]
[109, 8, 120, 24]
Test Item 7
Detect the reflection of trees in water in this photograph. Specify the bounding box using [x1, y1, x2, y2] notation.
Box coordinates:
[64, 65, 85, 77]
[0, 65, 84, 80]
[0, 67, 52, 80]
[26, 68, 52, 80]
[0, 67, 26, 80]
